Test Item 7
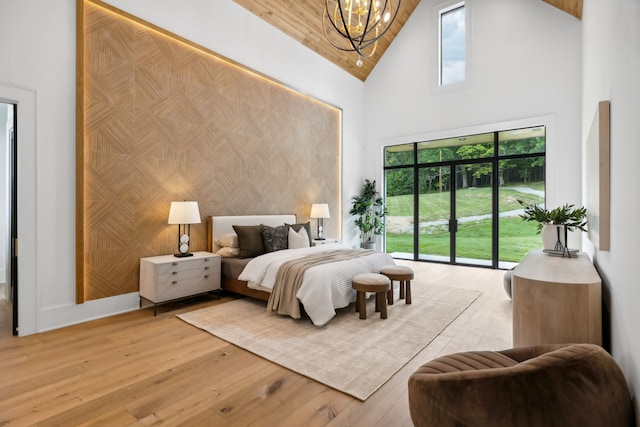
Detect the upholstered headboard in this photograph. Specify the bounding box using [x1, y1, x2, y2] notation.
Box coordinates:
[208, 214, 297, 253]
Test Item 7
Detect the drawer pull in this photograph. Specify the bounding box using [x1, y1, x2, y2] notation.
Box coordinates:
[172, 271, 177, 275]
[172, 262, 178, 266]
[204, 258, 210, 262]
[204, 275, 209, 279]
[204, 266, 210, 270]
[172, 281, 178, 285]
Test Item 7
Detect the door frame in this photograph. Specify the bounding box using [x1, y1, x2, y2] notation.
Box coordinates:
[9, 104, 18, 334]
[0, 83, 38, 336]
[452, 159, 497, 267]
[416, 159, 496, 267]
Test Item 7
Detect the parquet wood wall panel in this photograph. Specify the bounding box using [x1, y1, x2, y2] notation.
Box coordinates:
[79, 0, 341, 301]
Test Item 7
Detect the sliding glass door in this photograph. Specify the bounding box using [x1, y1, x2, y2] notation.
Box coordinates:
[417, 166, 451, 262]
[454, 162, 493, 266]
[384, 126, 546, 269]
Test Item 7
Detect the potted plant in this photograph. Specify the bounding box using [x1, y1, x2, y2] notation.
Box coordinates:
[350, 179, 388, 249]
[517, 200, 587, 250]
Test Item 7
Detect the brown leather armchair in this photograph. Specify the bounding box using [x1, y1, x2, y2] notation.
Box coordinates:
[408, 343, 633, 427]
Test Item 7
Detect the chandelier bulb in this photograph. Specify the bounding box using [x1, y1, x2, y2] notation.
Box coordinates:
[356, 58, 363, 67]
[323, 0, 400, 60]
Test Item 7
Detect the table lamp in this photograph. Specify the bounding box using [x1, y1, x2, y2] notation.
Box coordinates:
[310, 203, 330, 240]
[168, 201, 201, 257]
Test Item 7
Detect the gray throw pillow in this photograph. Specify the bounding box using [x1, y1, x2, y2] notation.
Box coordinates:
[261, 224, 289, 253]
[232, 225, 266, 258]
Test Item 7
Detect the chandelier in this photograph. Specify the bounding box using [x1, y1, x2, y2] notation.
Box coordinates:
[323, 0, 401, 66]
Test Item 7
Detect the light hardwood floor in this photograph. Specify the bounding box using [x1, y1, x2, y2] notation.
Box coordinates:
[0, 261, 511, 426]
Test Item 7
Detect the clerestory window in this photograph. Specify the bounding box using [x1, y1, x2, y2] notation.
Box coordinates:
[439, 1, 466, 86]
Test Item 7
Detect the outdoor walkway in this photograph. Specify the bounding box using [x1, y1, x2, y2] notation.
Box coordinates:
[386, 186, 544, 234]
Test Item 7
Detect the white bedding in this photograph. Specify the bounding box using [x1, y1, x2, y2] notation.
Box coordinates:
[238, 243, 395, 326]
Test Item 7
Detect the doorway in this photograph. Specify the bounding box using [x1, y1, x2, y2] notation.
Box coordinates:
[0, 101, 17, 335]
[416, 161, 494, 267]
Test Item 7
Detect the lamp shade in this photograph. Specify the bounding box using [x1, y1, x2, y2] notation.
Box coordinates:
[310, 203, 330, 219]
[168, 201, 201, 224]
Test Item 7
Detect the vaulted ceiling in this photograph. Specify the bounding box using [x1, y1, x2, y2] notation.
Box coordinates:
[233, 0, 582, 82]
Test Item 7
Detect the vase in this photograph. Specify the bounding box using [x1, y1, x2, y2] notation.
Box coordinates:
[361, 241, 376, 250]
[541, 224, 566, 250]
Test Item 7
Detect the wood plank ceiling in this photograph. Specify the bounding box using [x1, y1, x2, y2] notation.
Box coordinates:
[233, 0, 582, 82]
[543, 0, 583, 20]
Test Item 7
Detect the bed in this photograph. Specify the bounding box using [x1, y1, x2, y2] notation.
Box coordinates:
[207, 214, 396, 325]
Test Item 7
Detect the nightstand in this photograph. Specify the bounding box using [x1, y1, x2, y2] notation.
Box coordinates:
[312, 238, 340, 246]
[139, 251, 221, 315]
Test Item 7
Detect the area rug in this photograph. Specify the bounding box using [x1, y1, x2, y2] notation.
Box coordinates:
[178, 282, 481, 400]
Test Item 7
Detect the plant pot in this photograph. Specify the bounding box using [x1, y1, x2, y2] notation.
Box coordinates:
[541, 224, 566, 250]
[361, 241, 376, 250]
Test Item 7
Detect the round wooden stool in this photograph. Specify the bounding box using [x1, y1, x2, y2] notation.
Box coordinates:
[351, 273, 391, 319]
[380, 265, 414, 305]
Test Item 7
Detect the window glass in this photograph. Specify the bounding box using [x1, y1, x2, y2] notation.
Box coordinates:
[385, 168, 414, 259]
[384, 125, 546, 268]
[440, 2, 466, 85]
[385, 143, 414, 167]
[417, 132, 493, 163]
[498, 126, 546, 156]
[498, 157, 546, 266]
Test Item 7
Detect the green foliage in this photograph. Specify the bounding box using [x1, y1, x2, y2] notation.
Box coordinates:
[350, 179, 388, 243]
[517, 200, 588, 233]
[385, 168, 413, 197]
[384, 136, 546, 197]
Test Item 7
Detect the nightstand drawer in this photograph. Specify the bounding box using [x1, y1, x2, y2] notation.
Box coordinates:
[157, 265, 214, 283]
[155, 256, 217, 275]
[156, 276, 217, 302]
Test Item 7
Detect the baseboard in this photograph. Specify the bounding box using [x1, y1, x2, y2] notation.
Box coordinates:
[37, 292, 140, 333]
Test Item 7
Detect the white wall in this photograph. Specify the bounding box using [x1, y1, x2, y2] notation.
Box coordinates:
[364, 0, 583, 215]
[582, 0, 640, 415]
[0, 0, 365, 334]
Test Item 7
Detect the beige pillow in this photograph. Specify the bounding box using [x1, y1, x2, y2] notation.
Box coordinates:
[216, 247, 240, 257]
[288, 226, 310, 249]
[216, 233, 239, 248]
[286, 222, 312, 246]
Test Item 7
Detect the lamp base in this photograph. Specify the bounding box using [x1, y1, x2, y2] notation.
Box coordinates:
[173, 252, 194, 258]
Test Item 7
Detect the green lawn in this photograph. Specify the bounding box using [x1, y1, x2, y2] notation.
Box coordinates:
[386, 185, 543, 219]
[385, 184, 544, 263]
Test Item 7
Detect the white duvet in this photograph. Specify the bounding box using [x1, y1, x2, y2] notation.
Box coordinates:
[237, 243, 395, 326]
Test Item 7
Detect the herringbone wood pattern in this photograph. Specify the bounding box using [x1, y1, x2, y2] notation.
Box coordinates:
[81, 1, 341, 301]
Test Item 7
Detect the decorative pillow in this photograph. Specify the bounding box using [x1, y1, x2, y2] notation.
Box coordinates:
[232, 225, 266, 258]
[216, 233, 238, 248]
[261, 224, 289, 253]
[216, 247, 240, 257]
[288, 226, 310, 249]
[286, 222, 312, 245]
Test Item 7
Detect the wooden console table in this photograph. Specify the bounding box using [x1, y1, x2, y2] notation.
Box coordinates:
[512, 249, 602, 347]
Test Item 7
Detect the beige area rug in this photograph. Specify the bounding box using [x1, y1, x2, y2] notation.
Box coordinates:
[178, 283, 481, 400]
